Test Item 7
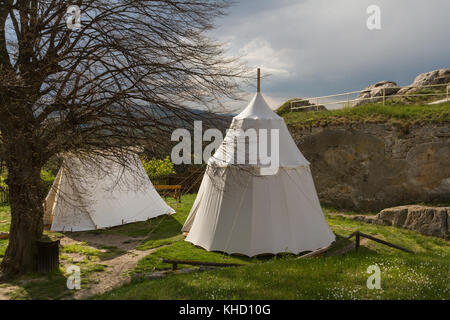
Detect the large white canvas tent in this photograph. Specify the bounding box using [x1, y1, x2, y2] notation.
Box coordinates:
[182, 87, 335, 256]
[44, 151, 175, 232]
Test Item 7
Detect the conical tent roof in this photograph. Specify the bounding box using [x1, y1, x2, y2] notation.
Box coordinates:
[234, 92, 282, 120]
[210, 92, 309, 168]
[44, 152, 175, 232]
[182, 90, 335, 256]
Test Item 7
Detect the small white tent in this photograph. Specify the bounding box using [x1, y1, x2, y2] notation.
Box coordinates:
[44, 152, 175, 232]
[182, 83, 335, 256]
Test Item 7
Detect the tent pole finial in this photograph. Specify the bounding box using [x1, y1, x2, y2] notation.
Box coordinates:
[257, 68, 261, 93]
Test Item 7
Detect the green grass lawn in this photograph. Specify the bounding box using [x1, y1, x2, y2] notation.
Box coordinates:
[1, 195, 449, 300]
[282, 102, 450, 128]
[94, 196, 450, 300]
[95, 251, 449, 300]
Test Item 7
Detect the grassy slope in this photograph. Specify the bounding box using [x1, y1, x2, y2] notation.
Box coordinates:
[1, 196, 449, 300]
[283, 102, 450, 128]
[95, 196, 450, 300]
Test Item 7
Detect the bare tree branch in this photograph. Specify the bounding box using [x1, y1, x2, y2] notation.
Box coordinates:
[0, 0, 246, 276]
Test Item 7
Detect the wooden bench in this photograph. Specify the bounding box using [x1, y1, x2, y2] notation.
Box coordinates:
[162, 259, 243, 271]
[0, 232, 9, 240]
[154, 185, 182, 203]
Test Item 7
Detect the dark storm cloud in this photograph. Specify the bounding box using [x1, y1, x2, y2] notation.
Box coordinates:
[212, 0, 450, 109]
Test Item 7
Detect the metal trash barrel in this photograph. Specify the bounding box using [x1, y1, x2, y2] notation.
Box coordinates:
[36, 240, 60, 274]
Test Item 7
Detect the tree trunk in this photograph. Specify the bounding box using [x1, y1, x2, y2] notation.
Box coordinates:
[1, 163, 44, 277]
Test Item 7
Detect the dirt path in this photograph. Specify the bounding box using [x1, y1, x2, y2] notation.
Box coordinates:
[0, 284, 20, 300]
[0, 233, 165, 300]
[60, 233, 166, 299]
[72, 246, 160, 299]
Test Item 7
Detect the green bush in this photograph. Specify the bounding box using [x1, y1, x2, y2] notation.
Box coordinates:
[0, 169, 55, 195]
[141, 156, 176, 178]
[0, 175, 6, 191]
[40, 169, 56, 194]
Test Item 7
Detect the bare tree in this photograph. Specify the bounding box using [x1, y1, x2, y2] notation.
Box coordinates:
[0, 0, 243, 277]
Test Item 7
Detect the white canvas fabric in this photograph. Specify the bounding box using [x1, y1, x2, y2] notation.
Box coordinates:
[44, 152, 175, 232]
[211, 93, 309, 169]
[182, 93, 335, 256]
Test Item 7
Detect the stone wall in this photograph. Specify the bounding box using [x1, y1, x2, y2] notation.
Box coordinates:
[290, 123, 450, 211]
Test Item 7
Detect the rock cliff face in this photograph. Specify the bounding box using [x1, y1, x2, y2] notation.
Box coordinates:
[351, 205, 449, 239]
[291, 123, 450, 211]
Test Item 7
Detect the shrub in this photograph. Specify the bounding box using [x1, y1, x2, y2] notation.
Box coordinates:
[0, 175, 6, 191]
[0, 170, 55, 194]
[141, 156, 176, 178]
[40, 169, 56, 194]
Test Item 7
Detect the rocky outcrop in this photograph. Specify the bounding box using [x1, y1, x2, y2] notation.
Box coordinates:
[353, 81, 400, 106]
[291, 99, 326, 112]
[352, 69, 450, 106]
[350, 205, 450, 239]
[397, 69, 450, 95]
[276, 98, 326, 116]
[292, 123, 450, 211]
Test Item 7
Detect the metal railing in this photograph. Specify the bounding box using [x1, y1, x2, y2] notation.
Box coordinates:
[290, 83, 450, 111]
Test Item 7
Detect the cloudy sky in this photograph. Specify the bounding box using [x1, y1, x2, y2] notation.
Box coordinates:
[210, 0, 450, 109]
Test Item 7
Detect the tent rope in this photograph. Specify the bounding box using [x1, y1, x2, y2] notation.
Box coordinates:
[180, 167, 205, 196]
